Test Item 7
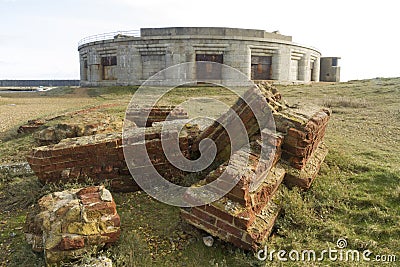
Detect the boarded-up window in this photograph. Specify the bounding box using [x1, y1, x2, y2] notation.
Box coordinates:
[195, 54, 223, 80]
[101, 56, 117, 80]
[251, 56, 272, 80]
[101, 56, 117, 66]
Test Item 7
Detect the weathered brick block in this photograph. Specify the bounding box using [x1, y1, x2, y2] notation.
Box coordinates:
[24, 186, 120, 265]
[282, 142, 328, 189]
[278, 108, 330, 170]
[181, 186, 283, 251]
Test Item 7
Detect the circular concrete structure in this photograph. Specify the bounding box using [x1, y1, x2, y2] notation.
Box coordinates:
[78, 27, 322, 86]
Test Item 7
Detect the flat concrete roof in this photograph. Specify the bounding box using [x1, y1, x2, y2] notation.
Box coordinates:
[140, 27, 292, 42]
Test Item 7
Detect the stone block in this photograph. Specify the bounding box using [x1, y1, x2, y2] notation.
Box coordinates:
[24, 186, 120, 265]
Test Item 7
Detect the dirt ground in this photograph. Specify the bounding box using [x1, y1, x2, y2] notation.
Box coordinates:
[0, 89, 97, 134]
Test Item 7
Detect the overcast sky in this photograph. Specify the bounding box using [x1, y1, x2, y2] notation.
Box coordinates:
[0, 0, 399, 81]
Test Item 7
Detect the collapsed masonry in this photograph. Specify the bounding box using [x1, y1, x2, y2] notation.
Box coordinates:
[26, 82, 330, 252]
[25, 186, 120, 264]
[181, 82, 330, 250]
[127, 105, 189, 127]
[27, 124, 200, 192]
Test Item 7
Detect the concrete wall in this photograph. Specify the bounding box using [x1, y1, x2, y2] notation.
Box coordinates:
[0, 80, 79, 87]
[78, 27, 322, 86]
[320, 57, 341, 82]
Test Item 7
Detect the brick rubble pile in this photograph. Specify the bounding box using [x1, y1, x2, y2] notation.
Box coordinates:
[180, 82, 330, 249]
[26, 86, 331, 253]
[24, 186, 120, 265]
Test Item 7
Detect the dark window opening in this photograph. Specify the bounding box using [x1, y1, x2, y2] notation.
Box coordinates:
[310, 61, 315, 81]
[101, 56, 117, 66]
[195, 54, 223, 80]
[251, 56, 272, 80]
[332, 58, 338, 67]
[84, 60, 88, 68]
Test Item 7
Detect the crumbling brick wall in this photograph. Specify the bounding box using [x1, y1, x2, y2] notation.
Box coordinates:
[181, 145, 285, 250]
[181, 82, 331, 250]
[27, 124, 200, 192]
[127, 105, 189, 127]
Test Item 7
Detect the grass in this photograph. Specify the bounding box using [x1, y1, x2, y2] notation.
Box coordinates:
[322, 97, 369, 108]
[85, 86, 139, 98]
[1, 78, 399, 266]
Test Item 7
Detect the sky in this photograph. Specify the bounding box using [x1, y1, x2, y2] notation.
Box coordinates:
[0, 0, 399, 81]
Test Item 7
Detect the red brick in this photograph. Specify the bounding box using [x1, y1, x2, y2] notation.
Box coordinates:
[77, 186, 100, 197]
[180, 210, 220, 234]
[59, 235, 85, 251]
[204, 205, 234, 224]
[287, 128, 307, 139]
[191, 208, 217, 225]
[216, 220, 242, 238]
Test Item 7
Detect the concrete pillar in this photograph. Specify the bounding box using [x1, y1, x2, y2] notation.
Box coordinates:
[277, 46, 291, 81]
[88, 50, 101, 83]
[79, 57, 87, 81]
[298, 54, 309, 82]
[222, 43, 250, 83]
[115, 45, 141, 85]
[186, 46, 197, 82]
[271, 50, 280, 80]
[131, 52, 142, 84]
[312, 57, 320, 82]
[89, 65, 101, 82]
[165, 45, 174, 68]
[242, 46, 251, 80]
[163, 43, 191, 85]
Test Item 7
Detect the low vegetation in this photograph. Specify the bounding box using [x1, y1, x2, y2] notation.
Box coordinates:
[0, 78, 399, 266]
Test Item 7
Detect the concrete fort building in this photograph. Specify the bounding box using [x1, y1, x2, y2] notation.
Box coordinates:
[78, 27, 340, 86]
